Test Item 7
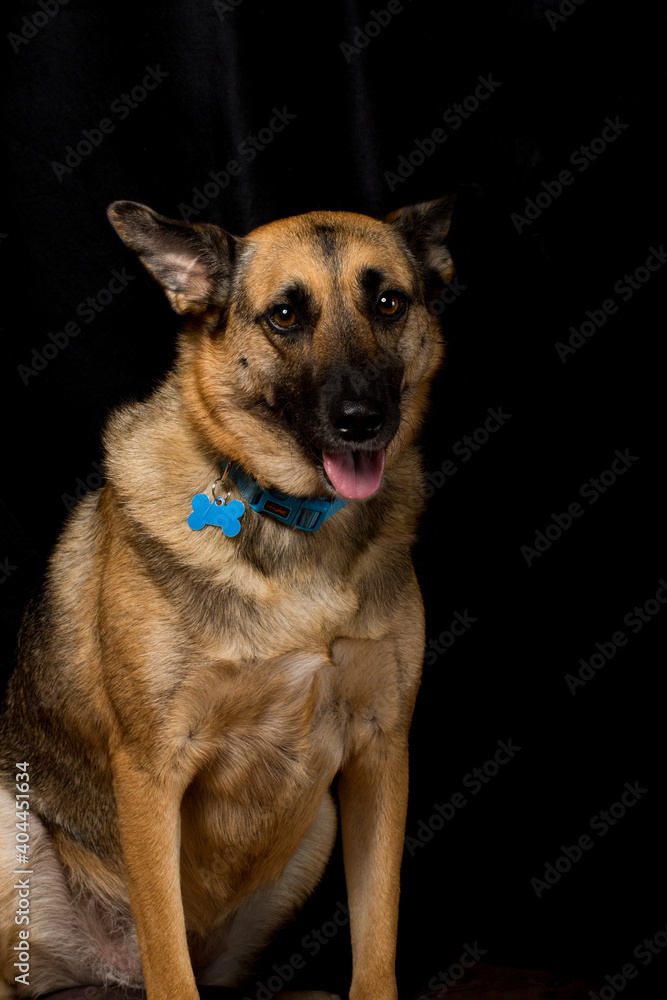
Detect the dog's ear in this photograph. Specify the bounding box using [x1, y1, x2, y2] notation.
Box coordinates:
[107, 201, 238, 315]
[385, 195, 456, 284]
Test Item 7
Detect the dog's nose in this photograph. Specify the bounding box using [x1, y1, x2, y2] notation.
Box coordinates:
[330, 399, 385, 442]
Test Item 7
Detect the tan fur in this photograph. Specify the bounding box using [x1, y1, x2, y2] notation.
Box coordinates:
[0, 198, 455, 1000]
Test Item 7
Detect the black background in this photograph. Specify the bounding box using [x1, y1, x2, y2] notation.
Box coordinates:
[1, 1, 665, 998]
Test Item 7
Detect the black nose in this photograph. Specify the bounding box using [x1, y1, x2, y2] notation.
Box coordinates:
[330, 398, 385, 442]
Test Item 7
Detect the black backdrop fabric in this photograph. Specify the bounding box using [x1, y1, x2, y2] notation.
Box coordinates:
[1, 1, 666, 997]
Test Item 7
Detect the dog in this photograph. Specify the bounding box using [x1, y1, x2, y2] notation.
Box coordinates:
[0, 195, 455, 1000]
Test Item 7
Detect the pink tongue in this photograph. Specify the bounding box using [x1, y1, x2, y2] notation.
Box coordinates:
[323, 450, 386, 499]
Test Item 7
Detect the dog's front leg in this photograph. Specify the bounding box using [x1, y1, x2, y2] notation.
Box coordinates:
[338, 736, 409, 1000]
[112, 747, 199, 1000]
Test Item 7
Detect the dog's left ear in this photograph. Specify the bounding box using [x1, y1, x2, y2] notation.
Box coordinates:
[385, 195, 456, 284]
[107, 201, 238, 315]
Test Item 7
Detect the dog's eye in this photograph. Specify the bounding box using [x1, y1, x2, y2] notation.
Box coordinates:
[376, 291, 405, 318]
[268, 304, 298, 330]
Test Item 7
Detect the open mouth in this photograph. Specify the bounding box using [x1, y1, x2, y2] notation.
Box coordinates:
[322, 449, 386, 500]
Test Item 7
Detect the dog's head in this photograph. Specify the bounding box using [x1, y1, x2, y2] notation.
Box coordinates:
[108, 198, 455, 500]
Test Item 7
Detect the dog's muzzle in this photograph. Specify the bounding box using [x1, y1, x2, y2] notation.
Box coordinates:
[286, 364, 402, 501]
[320, 384, 400, 499]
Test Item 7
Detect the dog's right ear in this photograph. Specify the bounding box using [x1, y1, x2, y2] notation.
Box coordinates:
[385, 196, 456, 285]
[107, 201, 238, 315]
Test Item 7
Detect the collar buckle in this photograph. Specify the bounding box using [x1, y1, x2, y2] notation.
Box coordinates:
[223, 460, 347, 532]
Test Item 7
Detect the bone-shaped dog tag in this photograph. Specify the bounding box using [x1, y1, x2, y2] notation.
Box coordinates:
[188, 494, 245, 537]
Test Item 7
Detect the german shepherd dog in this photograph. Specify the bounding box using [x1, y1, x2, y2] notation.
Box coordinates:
[0, 196, 455, 1000]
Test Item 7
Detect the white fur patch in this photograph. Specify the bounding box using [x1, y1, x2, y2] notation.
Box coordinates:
[0, 786, 142, 996]
[281, 651, 330, 687]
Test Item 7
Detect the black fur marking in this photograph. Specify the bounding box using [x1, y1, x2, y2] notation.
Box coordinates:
[256, 281, 321, 336]
[312, 223, 340, 260]
[118, 511, 262, 642]
[358, 266, 387, 297]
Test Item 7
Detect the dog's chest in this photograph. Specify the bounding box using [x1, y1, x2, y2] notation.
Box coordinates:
[175, 651, 346, 908]
[176, 649, 346, 795]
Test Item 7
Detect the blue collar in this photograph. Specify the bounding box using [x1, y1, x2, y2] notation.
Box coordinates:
[222, 460, 348, 532]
